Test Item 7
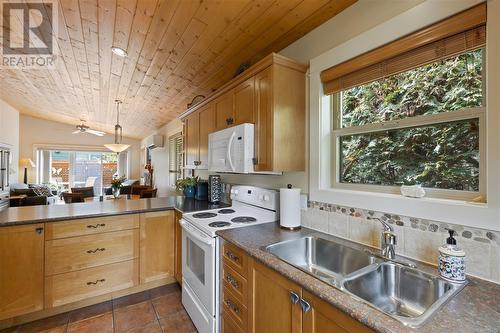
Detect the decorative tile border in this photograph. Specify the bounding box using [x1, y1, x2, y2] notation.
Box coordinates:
[308, 200, 500, 246]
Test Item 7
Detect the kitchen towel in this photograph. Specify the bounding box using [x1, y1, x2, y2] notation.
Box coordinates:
[280, 184, 301, 230]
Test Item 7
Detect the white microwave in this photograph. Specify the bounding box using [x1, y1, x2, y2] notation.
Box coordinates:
[208, 123, 254, 173]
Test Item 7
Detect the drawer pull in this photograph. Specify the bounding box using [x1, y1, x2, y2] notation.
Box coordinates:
[86, 247, 106, 253]
[226, 274, 239, 289]
[224, 298, 239, 314]
[225, 251, 240, 263]
[86, 278, 105, 285]
[87, 223, 106, 229]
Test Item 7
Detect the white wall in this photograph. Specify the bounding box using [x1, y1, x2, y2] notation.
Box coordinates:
[19, 115, 142, 183]
[141, 118, 183, 196]
[0, 99, 20, 182]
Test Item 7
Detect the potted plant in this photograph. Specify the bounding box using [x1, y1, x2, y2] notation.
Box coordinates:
[110, 176, 126, 198]
[175, 176, 199, 198]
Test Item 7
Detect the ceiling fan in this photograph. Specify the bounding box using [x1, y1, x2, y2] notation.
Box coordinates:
[72, 120, 106, 136]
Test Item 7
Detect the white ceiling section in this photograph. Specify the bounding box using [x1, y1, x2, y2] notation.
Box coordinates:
[0, 0, 356, 139]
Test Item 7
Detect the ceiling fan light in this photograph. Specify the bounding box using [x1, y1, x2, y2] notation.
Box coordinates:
[111, 46, 127, 57]
[104, 143, 130, 153]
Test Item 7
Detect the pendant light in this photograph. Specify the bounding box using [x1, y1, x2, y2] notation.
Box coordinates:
[104, 100, 130, 153]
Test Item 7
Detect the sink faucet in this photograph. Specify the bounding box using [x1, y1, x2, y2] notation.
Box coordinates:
[368, 217, 397, 260]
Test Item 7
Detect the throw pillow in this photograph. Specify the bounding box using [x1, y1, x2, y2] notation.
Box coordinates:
[30, 184, 52, 197]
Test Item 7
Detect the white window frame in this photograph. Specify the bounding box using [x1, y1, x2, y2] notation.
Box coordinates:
[308, 0, 500, 231]
[331, 68, 487, 201]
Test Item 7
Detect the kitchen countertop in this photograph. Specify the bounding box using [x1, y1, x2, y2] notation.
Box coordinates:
[0, 196, 230, 227]
[217, 223, 500, 333]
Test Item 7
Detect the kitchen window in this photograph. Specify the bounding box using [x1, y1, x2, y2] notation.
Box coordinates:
[331, 48, 486, 201]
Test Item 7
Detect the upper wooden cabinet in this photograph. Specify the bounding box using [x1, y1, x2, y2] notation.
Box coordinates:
[233, 77, 255, 126]
[181, 53, 307, 172]
[0, 224, 44, 320]
[215, 93, 234, 131]
[185, 103, 215, 169]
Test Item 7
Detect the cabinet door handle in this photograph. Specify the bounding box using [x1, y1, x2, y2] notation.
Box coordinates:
[35, 227, 44, 234]
[224, 298, 239, 314]
[290, 291, 300, 305]
[87, 223, 105, 229]
[86, 248, 106, 253]
[86, 278, 105, 285]
[225, 251, 240, 263]
[225, 273, 239, 289]
[299, 298, 311, 313]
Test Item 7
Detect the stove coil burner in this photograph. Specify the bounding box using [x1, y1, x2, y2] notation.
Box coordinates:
[231, 216, 257, 223]
[218, 209, 236, 214]
[192, 212, 218, 219]
[208, 221, 231, 228]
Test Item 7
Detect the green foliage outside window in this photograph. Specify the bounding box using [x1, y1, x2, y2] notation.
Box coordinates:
[338, 49, 483, 191]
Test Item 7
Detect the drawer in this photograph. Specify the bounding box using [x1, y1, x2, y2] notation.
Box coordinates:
[222, 242, 248, 277]
[45, 214, 139, 239]
[45, 229, 139, 275]
[222, 313, 245, 333]
[222, 287, 247, 331]
[45, 259, 138, 308]
[222, 263, 248, 303]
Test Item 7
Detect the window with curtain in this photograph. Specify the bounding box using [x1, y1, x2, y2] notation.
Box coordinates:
[169, 132, 183, 188]
[321, 4, 486, 201]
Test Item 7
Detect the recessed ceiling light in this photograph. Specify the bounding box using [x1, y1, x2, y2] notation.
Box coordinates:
[111, 46, 127, 57]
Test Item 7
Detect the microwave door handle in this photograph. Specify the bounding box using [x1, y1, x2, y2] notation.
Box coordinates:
[226, 132, 236, 172]
[180, 220, 213, 246]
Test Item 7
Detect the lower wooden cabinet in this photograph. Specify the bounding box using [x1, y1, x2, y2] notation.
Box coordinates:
[139, 211, 175, 284]
[0, 224, 44, 320]
[302, 290, 374, 333]
[174, 210, 183, 284]
[249, 260, 302, 333]
[221, 241, 374, 333]
[45, 259, 138, 308]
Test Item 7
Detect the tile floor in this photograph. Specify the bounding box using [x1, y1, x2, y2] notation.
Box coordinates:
[1, 284, 197, 333]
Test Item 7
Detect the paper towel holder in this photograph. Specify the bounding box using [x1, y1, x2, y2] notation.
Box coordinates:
[280, 184, 302, 231]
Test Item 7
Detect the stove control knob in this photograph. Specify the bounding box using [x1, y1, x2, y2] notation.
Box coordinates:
[258, 194, 264, 201]
[264, 195, 270, 201]
[234, 190, 239, 195]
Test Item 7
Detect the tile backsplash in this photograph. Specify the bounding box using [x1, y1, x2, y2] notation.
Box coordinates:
[302, 201, 500, 284]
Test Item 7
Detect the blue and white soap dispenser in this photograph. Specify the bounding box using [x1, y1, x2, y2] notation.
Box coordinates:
[438, 230, 466, 283]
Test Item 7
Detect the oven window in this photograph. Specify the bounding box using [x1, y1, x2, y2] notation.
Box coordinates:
[187, 238, 205, 284]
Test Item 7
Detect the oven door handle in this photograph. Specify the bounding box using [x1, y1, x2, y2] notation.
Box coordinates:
[180, 220, 213, 246]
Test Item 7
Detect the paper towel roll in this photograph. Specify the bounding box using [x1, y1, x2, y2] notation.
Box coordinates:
[280, 185, 301, 230]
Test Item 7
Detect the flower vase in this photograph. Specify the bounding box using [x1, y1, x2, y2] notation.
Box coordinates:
[183, 186, 196, 198]
[112, 187, 121, 198]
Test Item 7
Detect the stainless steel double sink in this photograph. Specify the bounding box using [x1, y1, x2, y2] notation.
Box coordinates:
[264, 236, 467, 327]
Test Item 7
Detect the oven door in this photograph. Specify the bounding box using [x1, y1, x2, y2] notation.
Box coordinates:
[181, 219, 216, 315]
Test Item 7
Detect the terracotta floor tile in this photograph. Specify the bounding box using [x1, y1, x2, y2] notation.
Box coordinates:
[67, 312, 113, 333]
[159, 310, 197, 333]
[113, 290, 151, 309]
[149, 283, 180, 299]
[17, 313, 69, 333]
[151, 292, 183, 319]
[69, 301, 112, 323]
[122, 320, 162, 333]
[114, 301, 157, 332]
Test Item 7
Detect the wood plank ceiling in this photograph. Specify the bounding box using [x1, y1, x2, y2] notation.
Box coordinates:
[0, 0, 356, 139]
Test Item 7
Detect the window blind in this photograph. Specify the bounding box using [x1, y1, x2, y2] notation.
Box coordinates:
[320, 3, 487, 95]
[168, 132, 183, 186]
